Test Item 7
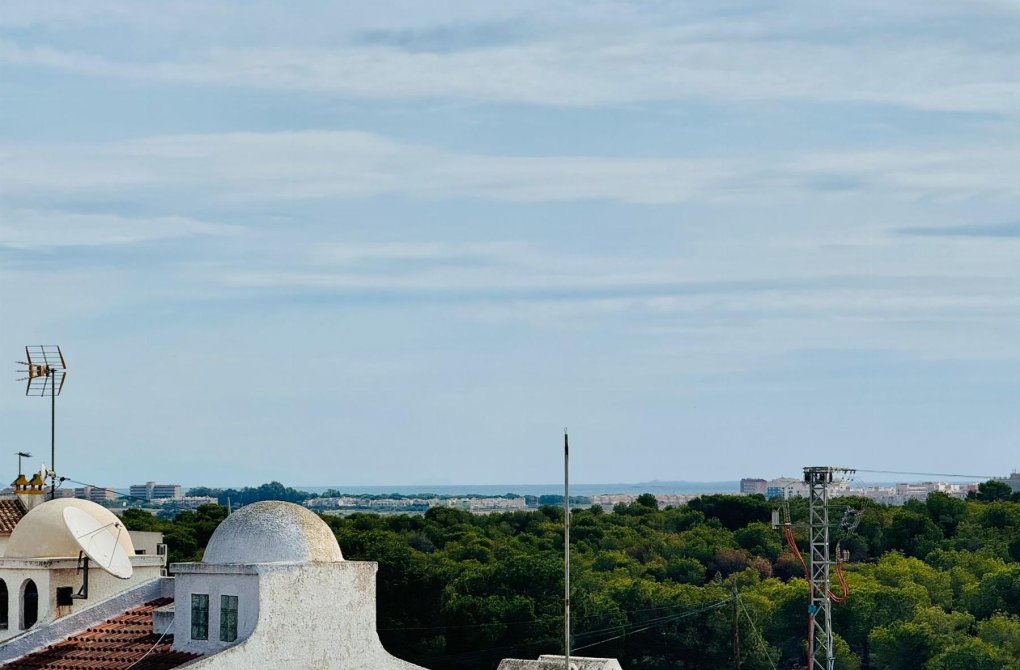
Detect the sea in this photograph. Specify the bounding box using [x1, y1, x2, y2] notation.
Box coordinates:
[293, 481, 740, 497]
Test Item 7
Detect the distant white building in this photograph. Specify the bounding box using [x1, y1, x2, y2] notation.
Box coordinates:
[129, 482, 183, 501]
[740, 478, 768, 495]
[766, 477, 808, 499]
[499, 655, 623, 670]
[998, 472, 1020, 494]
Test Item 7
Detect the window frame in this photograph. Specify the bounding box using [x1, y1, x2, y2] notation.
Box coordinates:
[191, 593, 209, 640]
[219, 594, 238, 642]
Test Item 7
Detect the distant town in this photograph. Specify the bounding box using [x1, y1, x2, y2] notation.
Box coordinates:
[7, 471, 1019, 517]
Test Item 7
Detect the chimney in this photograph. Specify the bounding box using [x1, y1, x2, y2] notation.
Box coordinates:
[15, 471, 46, 511]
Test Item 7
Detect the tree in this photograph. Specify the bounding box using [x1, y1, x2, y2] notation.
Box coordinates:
[926, 492, 969, 538]
[635, 493, 659, 510]
[870, 621, 937, 670]
[925, 638, 1011, 670]
[971, 480, 1013, 503]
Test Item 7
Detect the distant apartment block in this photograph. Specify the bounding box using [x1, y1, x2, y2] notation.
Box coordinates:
[998, 472, 1020, 494]
[765, 477, 808, 499]
[129, 481, 183, 501]
[70, 486, 117, 503]
[740, 478, 767, 495]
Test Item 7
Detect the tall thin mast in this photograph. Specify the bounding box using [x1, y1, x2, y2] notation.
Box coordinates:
[564, 429, 570, 670]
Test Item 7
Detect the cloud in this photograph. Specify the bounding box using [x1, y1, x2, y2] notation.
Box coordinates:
[898, 221, 1020, 238]
[0, 210, 240, 250]
[3, 131, 1019, 206]
[1, 1, 1019, 114]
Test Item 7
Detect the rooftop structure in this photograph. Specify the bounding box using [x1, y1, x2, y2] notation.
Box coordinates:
[0, 498, 165, 642]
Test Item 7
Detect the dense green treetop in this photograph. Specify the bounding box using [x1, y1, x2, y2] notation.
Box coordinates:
[129, 483, 1020, 670]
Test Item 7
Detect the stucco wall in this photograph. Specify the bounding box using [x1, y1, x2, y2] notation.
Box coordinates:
[128, 531, 164, 557]
[172, 567, 259, 655]
[0, 557, 163, 642]
[176, 561, 427, 670]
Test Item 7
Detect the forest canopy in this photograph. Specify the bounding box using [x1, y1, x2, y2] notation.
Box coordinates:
[124, 484, 1020, 670]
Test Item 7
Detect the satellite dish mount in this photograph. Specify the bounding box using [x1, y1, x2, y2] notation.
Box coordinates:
[60, 507, 134, 602]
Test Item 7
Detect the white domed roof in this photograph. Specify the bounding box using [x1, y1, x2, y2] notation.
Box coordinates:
[202, 501, 343, 564]
[6, 498, 135, 559]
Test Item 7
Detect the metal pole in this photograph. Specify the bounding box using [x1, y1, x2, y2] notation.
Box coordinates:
[50, 372, 56, 500]
[564, 430, 570, 670]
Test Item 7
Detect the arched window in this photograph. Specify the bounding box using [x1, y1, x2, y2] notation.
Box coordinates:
[0, 579, 7, 630]
[21, 579, 37, 629]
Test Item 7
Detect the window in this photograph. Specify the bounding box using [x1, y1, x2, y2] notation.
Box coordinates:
[220, 595, 238, 642]
[0, 579, 7, 630]
[21, 579, 37, 629]
[191, 594, 209, 640]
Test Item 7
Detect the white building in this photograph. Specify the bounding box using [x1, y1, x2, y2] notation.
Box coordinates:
[0, 498, 164, 642]
[766, 477, 809, 499]
[129, 482, 183, 501]
[0, 501, 431, 669]
[499, 655, 623, 670]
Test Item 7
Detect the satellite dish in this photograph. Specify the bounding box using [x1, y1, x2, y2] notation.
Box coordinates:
[62, 507, 133, 579]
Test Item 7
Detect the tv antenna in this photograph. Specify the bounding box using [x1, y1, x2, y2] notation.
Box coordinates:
[16, 451, 32, 477]
[17, 346, 67, 499]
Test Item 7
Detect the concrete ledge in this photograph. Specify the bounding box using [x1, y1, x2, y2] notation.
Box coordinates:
[153, 602, 175, 635]
[0, 576, 174, 664]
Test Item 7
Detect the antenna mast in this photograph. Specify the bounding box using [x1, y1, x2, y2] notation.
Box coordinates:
[564, 429, 570, 670]
[17, 346, 67, 499]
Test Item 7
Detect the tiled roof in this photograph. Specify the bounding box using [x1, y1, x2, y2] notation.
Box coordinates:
[4, 599, 200, 670]
[0, 498, 26, 534]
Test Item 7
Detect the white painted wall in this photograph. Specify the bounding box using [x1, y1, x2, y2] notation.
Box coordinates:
[172, 566, 260, 655]
[128, 531, 164, 557]
[174, 561, 426, 670]
[0, 556, 163, 642]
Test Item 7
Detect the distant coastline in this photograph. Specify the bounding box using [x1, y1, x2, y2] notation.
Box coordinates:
[291, 481, 741, 497]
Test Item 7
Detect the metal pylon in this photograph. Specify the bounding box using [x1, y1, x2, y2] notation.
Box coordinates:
[805, 467, 833, 670]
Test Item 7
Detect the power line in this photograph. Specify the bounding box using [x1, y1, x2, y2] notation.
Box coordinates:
[852, 468, 995, 480]
[379, 598, 732, 632]
[417, 599, 732, 662]
[738, 595, 775, 668]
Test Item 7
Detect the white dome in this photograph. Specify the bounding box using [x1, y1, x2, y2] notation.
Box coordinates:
[202, 501, 343, 564]
[6, 498, 135, 559]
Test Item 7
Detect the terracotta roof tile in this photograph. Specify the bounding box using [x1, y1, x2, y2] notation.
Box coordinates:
[4, 599, 200, 670]
[0, 498, 26, 535]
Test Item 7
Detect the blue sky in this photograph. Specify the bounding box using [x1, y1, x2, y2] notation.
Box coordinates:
[1, 1, 1019, 487]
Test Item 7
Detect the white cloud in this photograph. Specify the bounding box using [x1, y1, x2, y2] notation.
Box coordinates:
[0, 210, 240, 249]
[1, 1, 1018, 113]
[3, 131, 1019, 206]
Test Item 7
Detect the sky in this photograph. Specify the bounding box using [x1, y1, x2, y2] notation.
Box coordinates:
[1, 1, 1020, 488]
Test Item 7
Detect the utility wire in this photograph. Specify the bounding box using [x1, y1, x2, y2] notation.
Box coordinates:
[380, 598, 732, 632]
[59, 477, 152, 504]
[419, 599, 731, 662]
[570, 600, 731, 654]
[123, 614, 174, 670]
[852, 469, 995, 480]
[737, 596, 778, 670]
